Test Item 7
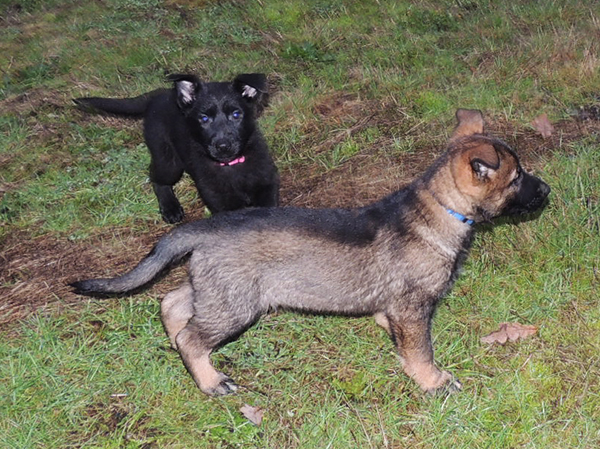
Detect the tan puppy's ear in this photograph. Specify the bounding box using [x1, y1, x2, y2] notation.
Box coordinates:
[451, 143, 499, 195]
[467, 144, 499, 180]
[451, 109, 484, 139]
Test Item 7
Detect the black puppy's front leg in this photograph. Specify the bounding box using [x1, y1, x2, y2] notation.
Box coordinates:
[191, 176, 247, 214]
[253, 181, 280, 208]
[153, 183, 185, 223]
[149, 153, 185, 223]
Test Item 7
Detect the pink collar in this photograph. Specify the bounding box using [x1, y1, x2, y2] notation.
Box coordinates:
[219, 155, 246, 166]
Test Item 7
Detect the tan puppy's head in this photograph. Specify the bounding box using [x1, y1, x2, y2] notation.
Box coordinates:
[448, 109, 550, 222]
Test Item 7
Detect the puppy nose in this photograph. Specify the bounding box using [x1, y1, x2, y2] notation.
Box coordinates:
[539, 182, 551, 197]
[216, 140, 230, 151]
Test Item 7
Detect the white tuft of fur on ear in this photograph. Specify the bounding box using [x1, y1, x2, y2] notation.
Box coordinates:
[472, 160, 494, 179]
[178, 80, 196, 104]
[242, 85, 258, 98]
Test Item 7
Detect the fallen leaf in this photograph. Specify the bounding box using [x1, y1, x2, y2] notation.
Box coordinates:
[481, 322, 538, 345]
[240, 404, 264, 426]
[531, 114, 554, 138]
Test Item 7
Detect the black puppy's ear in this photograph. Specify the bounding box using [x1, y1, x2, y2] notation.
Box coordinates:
[233, 73, 269, 116]
[167, 74, 202, 110]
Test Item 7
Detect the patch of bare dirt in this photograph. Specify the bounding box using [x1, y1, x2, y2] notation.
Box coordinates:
[281, 116, 600, 209]
[0, 227, 188, 326]
[1, 117, 598, 327]
[0, 87, 140, 130]
[1, 88, 67, 116]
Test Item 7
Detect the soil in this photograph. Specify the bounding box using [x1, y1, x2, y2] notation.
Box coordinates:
[1, 102, 599, 328]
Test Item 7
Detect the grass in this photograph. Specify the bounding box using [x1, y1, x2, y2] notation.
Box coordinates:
[1, 0, 599, 447]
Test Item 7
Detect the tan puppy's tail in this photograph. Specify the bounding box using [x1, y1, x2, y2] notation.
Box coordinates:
[70, 221, 204, 294]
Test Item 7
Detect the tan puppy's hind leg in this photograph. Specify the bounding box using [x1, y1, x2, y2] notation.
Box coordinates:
[175, 324, 239, 396]
[161, 282, 194, 350]
[374, 312, 391, 335]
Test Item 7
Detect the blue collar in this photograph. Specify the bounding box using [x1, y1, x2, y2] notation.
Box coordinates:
[446, 208, 475, 226]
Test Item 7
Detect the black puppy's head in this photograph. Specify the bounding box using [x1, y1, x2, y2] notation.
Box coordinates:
[167, 73, 269, 163]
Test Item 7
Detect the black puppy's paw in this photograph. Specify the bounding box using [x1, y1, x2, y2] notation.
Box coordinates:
[161, 205, 185, 224]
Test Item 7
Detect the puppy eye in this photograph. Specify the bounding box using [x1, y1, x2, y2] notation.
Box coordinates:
[231, 110, 242, 120]
[510, 169, 522, 186]
[200, 115, 210, 123]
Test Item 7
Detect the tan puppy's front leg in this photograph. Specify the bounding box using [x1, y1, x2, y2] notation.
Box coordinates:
[387, 315, 461, 394]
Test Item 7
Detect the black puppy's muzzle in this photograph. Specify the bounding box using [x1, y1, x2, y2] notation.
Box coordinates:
[210, 138, 242, 163]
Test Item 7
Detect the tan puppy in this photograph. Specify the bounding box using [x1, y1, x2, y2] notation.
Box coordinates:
[72, 109, 550, 396]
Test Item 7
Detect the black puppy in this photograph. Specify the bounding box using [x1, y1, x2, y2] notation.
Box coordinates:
[74, 73, 280, 223]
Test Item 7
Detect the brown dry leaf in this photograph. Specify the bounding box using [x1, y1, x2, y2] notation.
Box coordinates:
[240, 404, 264, 426]
[531, 114, 554, 138]
[481, 322, 538, 345]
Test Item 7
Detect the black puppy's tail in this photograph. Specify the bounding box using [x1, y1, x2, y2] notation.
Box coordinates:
[73, 91, 161, 118]
[70, 221, 206, 294]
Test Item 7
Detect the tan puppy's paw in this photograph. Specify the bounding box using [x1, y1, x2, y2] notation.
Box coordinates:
[425, 371, 462, 396]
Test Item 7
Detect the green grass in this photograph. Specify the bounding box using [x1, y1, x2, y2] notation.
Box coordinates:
[1, 0, 599, 447]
